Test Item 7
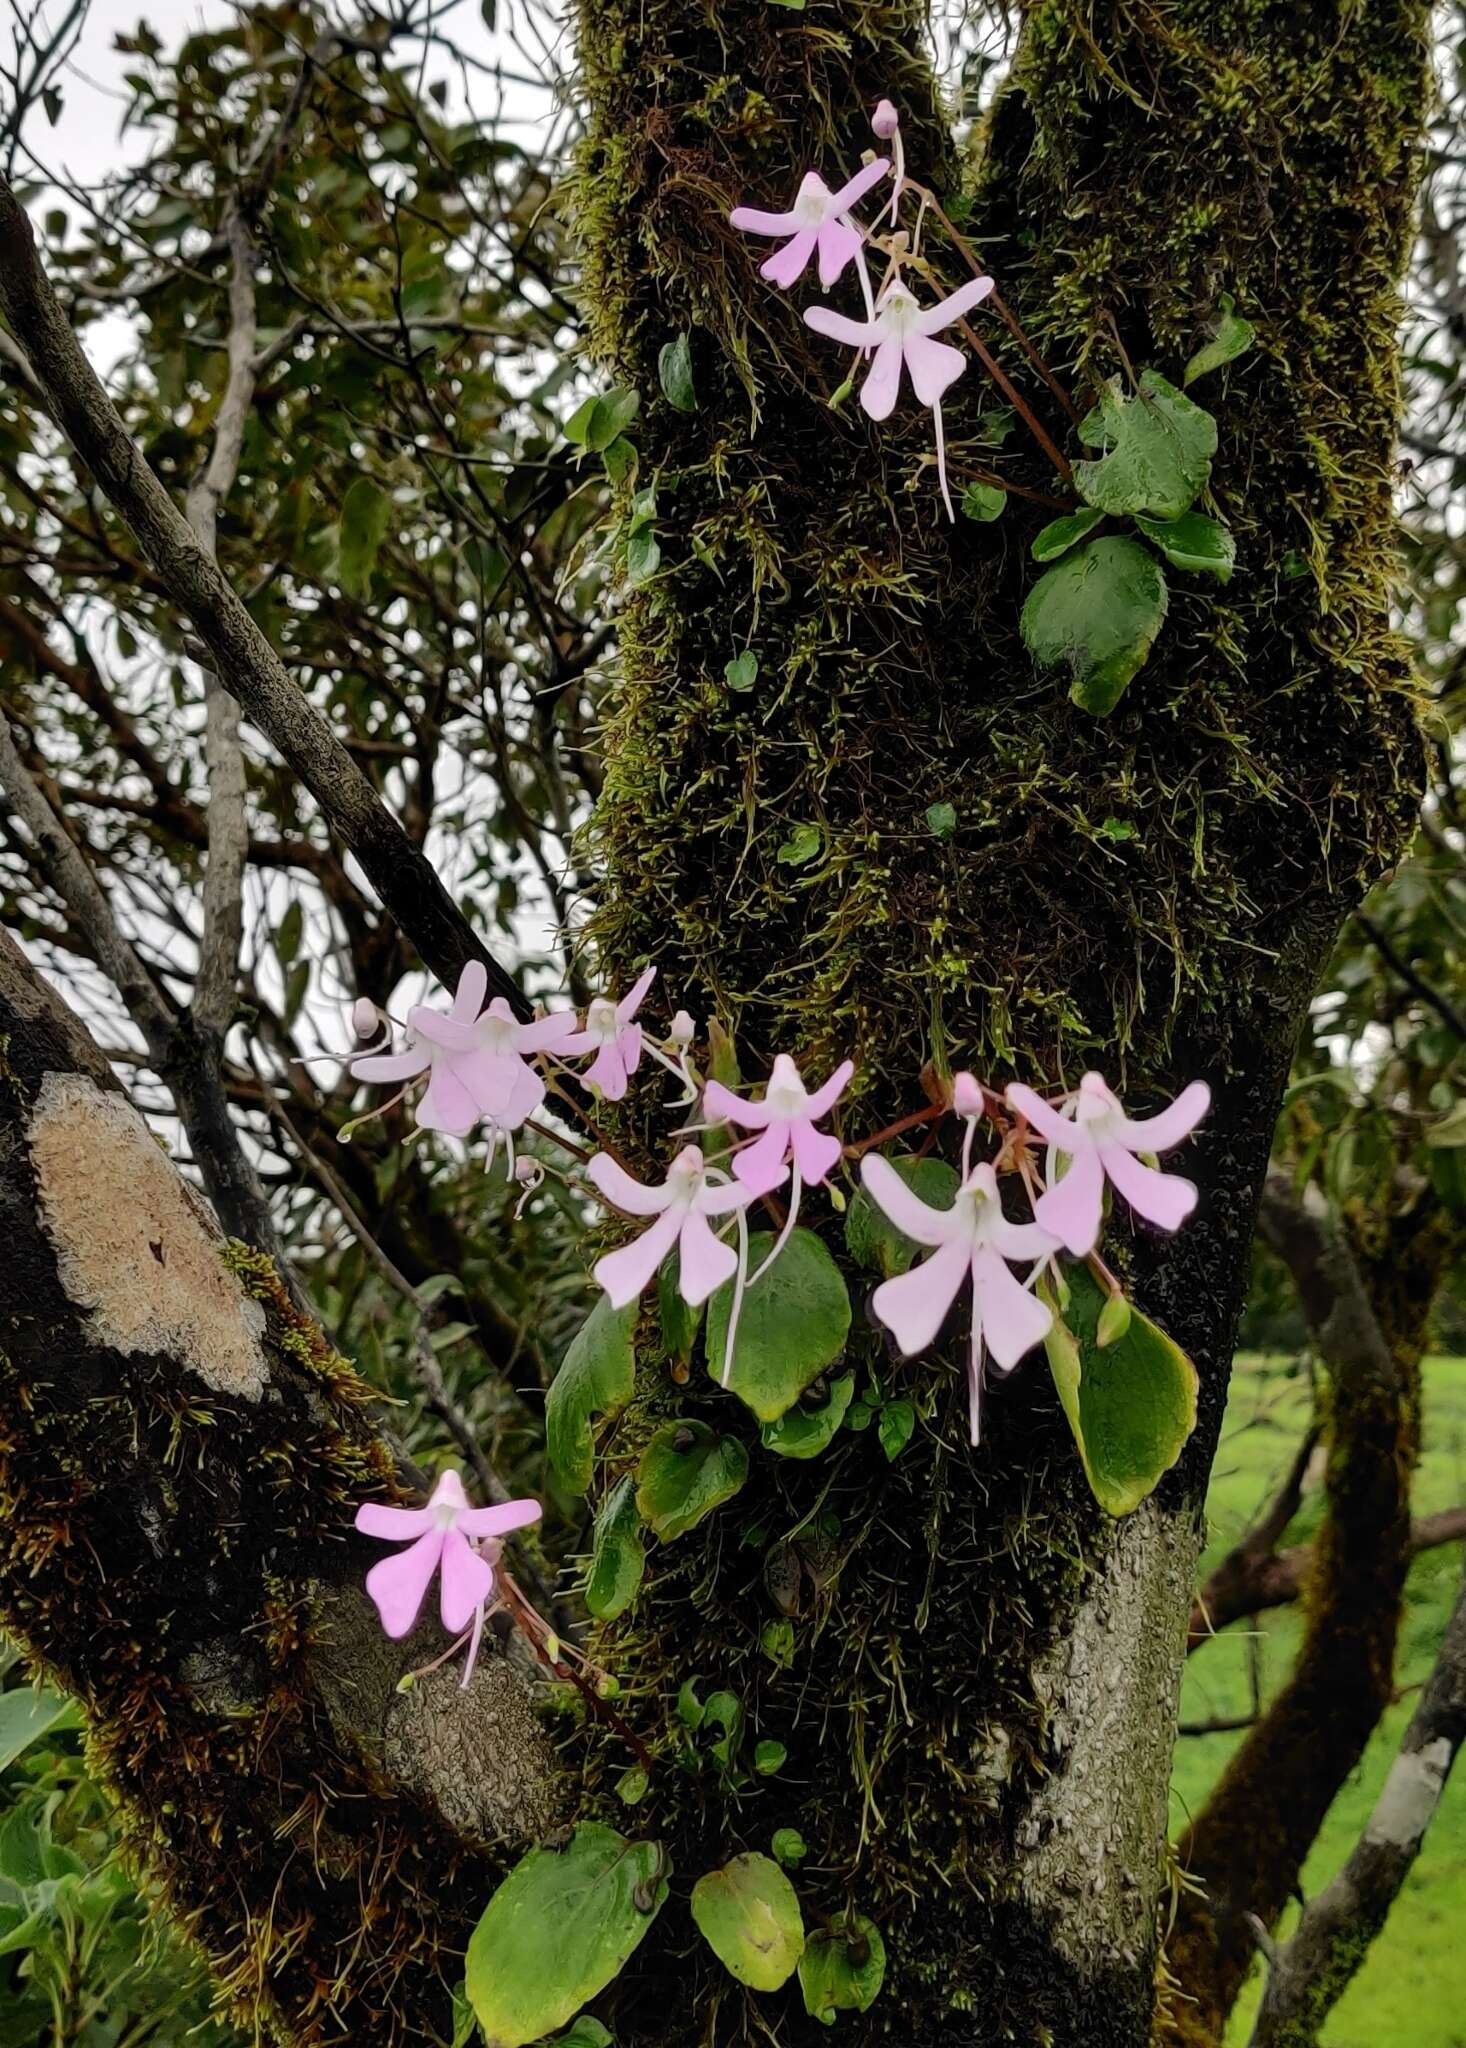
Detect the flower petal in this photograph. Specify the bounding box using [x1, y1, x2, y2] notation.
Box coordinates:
[859, 334, 905, 421]
[587, 1152, 676, 1217]
[729, 204, 801, 236]
[452, 960, 489, 1022]
[517, 1010, 580, 1054]
[904, 333, 967, 408]
[676, 1208, 740, 1306]
[1101, 1146, 1198, 1233]
[364, 1530, 445, 1638]
[410, 1008, 481, 1052]
[702, 1079, 773, 1130]
[1005, 1082, 1087, 1153]
[972, 1246, 1052, 1372]
[698, 1175, 762, 1217]
[465, 1053, 545, 1130]
[1113, 1080, 1211, 1154]
[805, 304, 881, 350]
[870, 1236, 971, 1354]
[581, 1043, 630, 1100]
[355, 1502, 437, 1539]
[350, 1046, 429, 1084]
[829, 155, 891, 215]
[732, 1121, 792, 1194]
[615, 966, 656, 1026]
[416, 1062, 482, 1137]
[988, 1210, 1060, 1263]
[859, 1152, 957, 1248]
[459, 1497, 543, 1540]
[1032, 1146, 1105, 1256]
[815, 216, 863, 289]
[789, 1120, 843, 1185]
[439, 1528, 495, 1633]
[760, 228, 818, 289]
[913, 275, 995, 335]
[804, 1058, 855, 1120]
[594, 1205, 684, 1308]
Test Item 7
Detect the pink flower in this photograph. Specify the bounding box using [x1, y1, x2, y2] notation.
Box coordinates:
[356, 1468, 541, 1639]
[729, 159, 890, 292]
[703, 1054, 855, 1197]
[350, 961, 576, 1137]
[588, 1144, 766, 1308]
[871, 98, 900, 140]
[860, 1154, 1056, 1443]
[561, 967, 655, 1102]
[1005, 1073, 1211, 1257]
[804, 275, 996, 520]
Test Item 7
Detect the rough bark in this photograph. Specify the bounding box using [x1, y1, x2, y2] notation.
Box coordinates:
[1166, 1177, 1455, 2039]
[570, 0, 1428, 2042]
[0, 931, 562, 2044]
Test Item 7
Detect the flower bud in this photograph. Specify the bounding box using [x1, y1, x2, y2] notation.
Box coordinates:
[670, 1009, 696, 1048]
[352, 996, 378, 1038]
[952, 1071, 985, 1119]
[872, 98, 900, 139]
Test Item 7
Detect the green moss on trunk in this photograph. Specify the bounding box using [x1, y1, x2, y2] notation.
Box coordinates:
[570, 0, 1428, 2040]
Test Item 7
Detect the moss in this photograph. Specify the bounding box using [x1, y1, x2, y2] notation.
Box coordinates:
[567, 0, 1430, 2040]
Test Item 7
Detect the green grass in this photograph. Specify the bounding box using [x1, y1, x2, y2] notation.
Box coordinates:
[1172, 1354, 1466, 2047]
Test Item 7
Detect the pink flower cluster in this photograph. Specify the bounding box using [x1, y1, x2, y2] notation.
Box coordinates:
[728, 98, 997, 520]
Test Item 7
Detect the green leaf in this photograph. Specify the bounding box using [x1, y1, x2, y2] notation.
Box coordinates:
[761, 1619, 795, 1670]
[601, 436, 637, 488]
[1133, 511, 1235, 582]
[1183, 303, 1256, 386]
[1040, 1265, 1198, 1516]
[878, 1398, 916, 1461]
[1073, 372, 1217, 520]
[0, 1806, 45, 1887]
[701, 1690, 744, 1767]
[766, 0, 807, 9]
[615, 1766, 648, 1807]
[691, 1853, 804, 1991]
[724, 651, 759, 693]
[799, 1915, 887, 2024]
[545, 1298, 638, 1494]
[754, 1739, 787, 1775]
[776, 822, 822, 866]
[337, 477, 392, 599]
[960, 482, 1005, 523]
[705, 1229, 851, 1421]
[771, 1828, 807, 1866]
[274, 900, 304, 967]
[1020, 536, 1169, 717]
[925, 801, 957, 839]
[636, 1422, 748, 1540]
[585, 1476, 645, 1620]
[657, 1257, 702, 1367]
[760, 1374, 854, 1459]
[0, 1685, 77, 1773]
[676, 1679, 705, 1729]
[657, 333, 697, 413]
[1031, 507, 1106, 563]
[465, 1825, 667, 2048]
[566, 387, 640, 451]
[1096, 1292, 1132, 1349]
[626, 529, 661, 584]
[552, 2023, 614, 2048]
[845, 1155, 959, 1278]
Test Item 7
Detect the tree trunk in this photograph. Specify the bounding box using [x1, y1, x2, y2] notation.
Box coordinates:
[571, 0, 1428, 2040]
[0, 932, 562, 2044]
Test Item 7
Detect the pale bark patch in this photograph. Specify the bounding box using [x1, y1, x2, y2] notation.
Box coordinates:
[1365, 1736, 1452, 1850]
[28, 1071, 269, 1399]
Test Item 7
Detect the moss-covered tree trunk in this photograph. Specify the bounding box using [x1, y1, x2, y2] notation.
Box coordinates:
[571, 1, 1428, 2041]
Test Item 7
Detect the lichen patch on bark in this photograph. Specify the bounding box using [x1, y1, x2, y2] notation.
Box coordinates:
[27, 1070, 269, 1399]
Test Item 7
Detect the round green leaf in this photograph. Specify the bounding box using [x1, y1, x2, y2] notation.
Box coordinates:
[798, 1914, 887, 2024]
[1183, 303, 1256, 386]
[1031, 506, 1106, 562]
[776, 822, 822, 866]
[877, 1397, 916, 1461]
[724, 650, 759, 693]
[705, 1229, 851, 1420]
[464, 1824, 668, 2048]
[761, 1372, 854, 1459]
[585, 1475, 645, 1620]
[770, 1827, 807, 1866]
[1133, 511, 1235, 581]
[1072, 371, 1217, 519]
[845, 1155, 958, 1278]
[691, 1853, 804, 1991]
[1040, 1265, 1199, 1516]
[925, 800, 957, 839]
[546, 1298, 638, 1495]
[960, 481, 1005, 522]
[754, 1739, 787, 1775]
[636, 1421, 748, 1539]
[1020, 536, 1168, 717]
[657, 333, 697, 413]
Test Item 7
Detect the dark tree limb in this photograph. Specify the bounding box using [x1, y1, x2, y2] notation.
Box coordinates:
[0, 929, 564, 2042]
[1247, 1560, 1466, 2046]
